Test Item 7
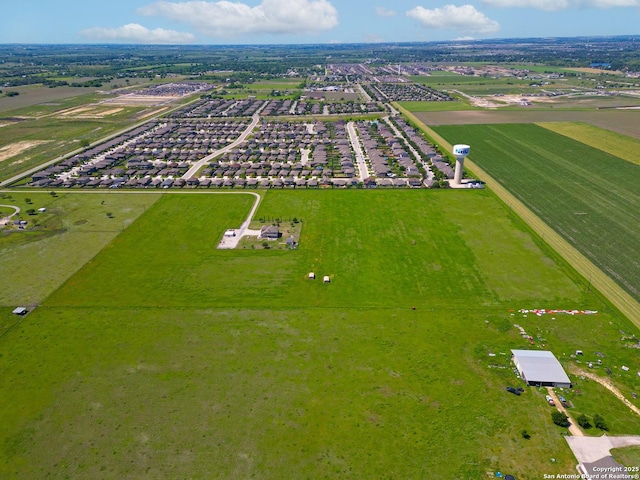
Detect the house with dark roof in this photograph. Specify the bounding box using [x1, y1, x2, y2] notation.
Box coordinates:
[260, 225, 280, 239]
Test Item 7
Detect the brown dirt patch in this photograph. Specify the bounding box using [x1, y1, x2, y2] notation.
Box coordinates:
[0, 141, 49, 163]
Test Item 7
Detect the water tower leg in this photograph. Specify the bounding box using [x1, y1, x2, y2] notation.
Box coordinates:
[454, 157, 464, 185]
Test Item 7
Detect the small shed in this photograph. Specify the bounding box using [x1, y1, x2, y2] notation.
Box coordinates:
[308, 272, 315, 279]
[12, 307, 27, 315]
[323, 276, 330, 283]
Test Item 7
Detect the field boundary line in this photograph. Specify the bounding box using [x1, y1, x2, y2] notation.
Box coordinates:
[536, 121, 640, 166]
[396, 104, 640, 328]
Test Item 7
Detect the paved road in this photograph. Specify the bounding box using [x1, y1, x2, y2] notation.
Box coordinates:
[345, 121, 368, 182]
[382, 116, 434, 184]
[356, 83, 371, 102]
[182, 105, 265, 180]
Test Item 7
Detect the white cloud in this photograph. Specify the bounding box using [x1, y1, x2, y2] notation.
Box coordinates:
[483, 0, 638, 10]
[138, 0, 339, 37]
[80, 23, 195, 43]
[374, 6, 397, 16]
[407, 5, 500, 34]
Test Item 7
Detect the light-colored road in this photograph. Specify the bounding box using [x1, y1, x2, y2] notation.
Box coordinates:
[345, 121, 368, 182]
[547, 387, 584, 436]
[0, 204, 20, 226]
[182, 107, 265, 180]
[356, 83, 371, 102]
[570, 366, 640, 418]
[566, 435, 640, 464]
[216, 192, 262, 249]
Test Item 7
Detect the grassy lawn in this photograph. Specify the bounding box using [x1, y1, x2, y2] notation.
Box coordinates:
[611, 446, 640, 470]
[433, 124, 640, 306]
[0, 190, 639, 479]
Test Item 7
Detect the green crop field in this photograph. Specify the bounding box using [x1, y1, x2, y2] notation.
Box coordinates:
[538, 122, 640, 166]
[1, 190, 640, 479]
[433, 123, 640, 306]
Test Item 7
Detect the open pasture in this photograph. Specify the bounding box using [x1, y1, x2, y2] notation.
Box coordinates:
[0, 192, 160, 327]
[433, 123, 640, 305]
[2, 190, 639, 479]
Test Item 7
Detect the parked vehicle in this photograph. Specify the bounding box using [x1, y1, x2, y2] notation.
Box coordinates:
[545, 395, 555, 406]
[506, 386, 521, 396]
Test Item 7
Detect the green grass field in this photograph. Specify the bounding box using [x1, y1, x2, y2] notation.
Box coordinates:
[1, 190, 640, 479]
[396, 100, 477, 112]
[433, 124, 640, 306]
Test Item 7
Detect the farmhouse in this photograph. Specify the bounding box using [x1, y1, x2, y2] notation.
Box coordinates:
[511, 350, 572, 388]
[260, 225, 280, 239]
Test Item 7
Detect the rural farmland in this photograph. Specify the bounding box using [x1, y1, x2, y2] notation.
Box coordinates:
[433, 123, 640, 306]
[2, 190, 638, 479]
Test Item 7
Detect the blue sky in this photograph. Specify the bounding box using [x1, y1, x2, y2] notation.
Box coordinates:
[1, 0, 638, 44]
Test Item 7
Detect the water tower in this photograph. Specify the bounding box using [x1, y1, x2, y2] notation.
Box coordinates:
[452, 144, 470, 185]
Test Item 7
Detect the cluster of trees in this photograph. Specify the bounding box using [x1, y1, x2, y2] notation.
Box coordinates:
[552, 411, 608, 431]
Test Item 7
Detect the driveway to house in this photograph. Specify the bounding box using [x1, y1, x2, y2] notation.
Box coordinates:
[0, 205, 20, 226]
[182, 103, 266, 180]
[216, 192, 262, 249]
[547, 387, 584, 437]
[566, 435, 640, 464]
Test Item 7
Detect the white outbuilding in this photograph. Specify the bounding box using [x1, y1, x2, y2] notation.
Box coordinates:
[323, 276, 330, 283]
[511, 349, 572, 388]
[308, 272, 315, 279]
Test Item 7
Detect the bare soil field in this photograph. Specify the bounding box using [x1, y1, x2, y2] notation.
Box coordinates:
[0, 85, 111, 114]
[0, 141, 49, 163]
[105, 95, 177, 106]
[414, 110, 640, 139]
[57, 105, 124, 118]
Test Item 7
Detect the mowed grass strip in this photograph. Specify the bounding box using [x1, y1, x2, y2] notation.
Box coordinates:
[432, 123, 640, 321]
[537, 121, 640, 166]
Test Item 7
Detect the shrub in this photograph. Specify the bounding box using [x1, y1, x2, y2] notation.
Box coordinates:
[577, 414, 592, 429]
[552, 411, 570, 427]
[593, 414, 608, 431]
[521, 430, 531, 439]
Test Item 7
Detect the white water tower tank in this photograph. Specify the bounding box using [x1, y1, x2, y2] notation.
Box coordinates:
[452, 144, 470, 185]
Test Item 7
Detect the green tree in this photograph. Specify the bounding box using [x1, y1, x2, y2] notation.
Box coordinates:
[577, 414, 592, 429]
[552, 411, 570, 427]
[593, 414, 608, 431]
